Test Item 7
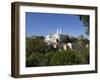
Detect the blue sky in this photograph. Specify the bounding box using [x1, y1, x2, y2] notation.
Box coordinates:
[26, 12, 88, 38]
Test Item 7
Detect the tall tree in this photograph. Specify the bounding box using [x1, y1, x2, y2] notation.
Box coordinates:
[60, 35, 70, 43]
[80, 15, 89, 35]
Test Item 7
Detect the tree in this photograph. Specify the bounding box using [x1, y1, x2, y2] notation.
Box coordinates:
[78, 35, 89, 48]
[26, 36, 46, 54]
[69, 36, 77, 43]
[60, 35, 70, 43]
[31, 35, 44, 40]
[80, 15, 89, 35]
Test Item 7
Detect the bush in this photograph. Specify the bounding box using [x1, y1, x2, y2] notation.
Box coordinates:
[49, 50, 87, 66]
[26, 52, 45, 67]
[45, 52, 55, 66]
[80, 47, 89, 64]
[26, 48, 89, 67]
[26, 37, 46, 54]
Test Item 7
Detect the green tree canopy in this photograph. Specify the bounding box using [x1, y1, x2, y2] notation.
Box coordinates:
[80, 15, 89, 35]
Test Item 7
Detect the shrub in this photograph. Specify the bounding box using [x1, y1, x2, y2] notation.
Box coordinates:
[26, 52, 45, 67]
[49, 50, 87, 66]
[26, 48, 89, 67]
[80, 47, 89, 64]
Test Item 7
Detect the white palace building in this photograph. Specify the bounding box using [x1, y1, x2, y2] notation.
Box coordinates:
[44, 28, 63, 44]
[44, 28, 82, 51]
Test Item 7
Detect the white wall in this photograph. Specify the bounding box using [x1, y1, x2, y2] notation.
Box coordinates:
[0, 0, 100, 80]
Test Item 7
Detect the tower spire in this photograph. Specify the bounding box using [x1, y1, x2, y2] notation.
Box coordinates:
[57, 28, 59, 33]
[60, 28, 61, 34]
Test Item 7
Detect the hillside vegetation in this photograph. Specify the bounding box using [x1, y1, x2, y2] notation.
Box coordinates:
[26, 35, 89, 67]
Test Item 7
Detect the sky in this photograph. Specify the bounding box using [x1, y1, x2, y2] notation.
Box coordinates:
[26, 12, 88, 38]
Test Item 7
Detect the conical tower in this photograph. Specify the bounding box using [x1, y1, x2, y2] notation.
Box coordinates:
[60, 28, 61, 34]
[57, 28, 59, 34]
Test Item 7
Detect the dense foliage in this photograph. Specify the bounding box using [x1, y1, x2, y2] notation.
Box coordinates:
[80, 15, 89, 35]
[26, 35, 89, 67]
